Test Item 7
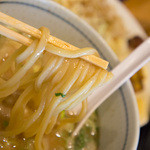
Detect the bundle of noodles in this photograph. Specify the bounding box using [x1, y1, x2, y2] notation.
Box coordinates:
[0, 27, 112, 150]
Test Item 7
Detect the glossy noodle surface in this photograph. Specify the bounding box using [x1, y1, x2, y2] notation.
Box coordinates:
[0, 27, 112, 150]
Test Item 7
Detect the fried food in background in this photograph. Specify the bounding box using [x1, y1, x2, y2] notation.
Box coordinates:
[54, 0, 150, 126]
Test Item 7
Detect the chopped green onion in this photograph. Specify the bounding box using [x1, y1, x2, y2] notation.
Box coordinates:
[55, 93, 66, 98]
[3, 120, 9, 127]
[75, 129, 85, 149]
[60, 110, 66, 119]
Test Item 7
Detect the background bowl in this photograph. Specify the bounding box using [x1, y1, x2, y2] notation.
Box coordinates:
[0, 0, 140, 149]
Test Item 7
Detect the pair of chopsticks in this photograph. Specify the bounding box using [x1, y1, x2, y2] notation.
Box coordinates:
[0, 12, 109, 69]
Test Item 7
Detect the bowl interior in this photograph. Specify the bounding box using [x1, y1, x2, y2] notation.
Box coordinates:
[0, 0, 139, 150]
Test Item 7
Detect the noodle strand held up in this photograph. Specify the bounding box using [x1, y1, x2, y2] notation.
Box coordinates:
[0, 26, 113, 150]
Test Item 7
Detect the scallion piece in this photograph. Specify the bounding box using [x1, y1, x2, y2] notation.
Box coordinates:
[55, 93, 66, 98]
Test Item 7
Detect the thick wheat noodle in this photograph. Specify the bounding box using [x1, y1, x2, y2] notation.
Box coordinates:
[35, 56, 58, 89]
[66, 70, 108, 110]
[44, 57, 64, 82]
[16, 41, 37, 64]
[0, 82, 20, 99]
[34, 60, 87, 149]
[0, 12, 109, 69]
[55, 71, 101, 113]
[0, 26, 112, 150]
[56, 99, 88, 129]
[9, 86, 34, 127]
[1, 27, 50, 89]
[0, 46, 25, 75]
[3, 86, 47, 136]
[45, 43, 99, 58]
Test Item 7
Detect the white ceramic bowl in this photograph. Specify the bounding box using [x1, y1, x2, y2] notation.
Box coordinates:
[0, 0, 140, 149]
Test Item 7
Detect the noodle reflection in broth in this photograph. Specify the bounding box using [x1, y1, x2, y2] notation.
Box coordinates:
[0, 27, 112, 150]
